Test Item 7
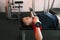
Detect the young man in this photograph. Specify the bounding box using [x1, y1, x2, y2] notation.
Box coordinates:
[20, 12, 59, 40]
[20, 12, 43, 40]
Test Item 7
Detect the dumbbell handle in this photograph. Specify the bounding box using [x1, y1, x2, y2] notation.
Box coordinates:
[30, 8, 43, 40]
[30, 9, 42, 27]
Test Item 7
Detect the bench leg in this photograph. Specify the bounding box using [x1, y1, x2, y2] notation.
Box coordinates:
[22, 30, 25, 40]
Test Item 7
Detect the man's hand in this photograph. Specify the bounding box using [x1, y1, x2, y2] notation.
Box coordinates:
[33, 16, 39, 24]
[32, 16, 42, 27]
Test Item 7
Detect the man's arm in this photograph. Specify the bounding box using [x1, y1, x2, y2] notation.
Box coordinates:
[35, 27, 43, 40]
[33, 16, 43, 40]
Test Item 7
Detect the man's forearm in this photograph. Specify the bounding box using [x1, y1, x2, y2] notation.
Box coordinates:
[35, 27, 43, 40]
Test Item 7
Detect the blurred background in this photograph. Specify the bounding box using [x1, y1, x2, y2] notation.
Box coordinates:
[0, 0, 60, 12]
[0, 0, 60, 40]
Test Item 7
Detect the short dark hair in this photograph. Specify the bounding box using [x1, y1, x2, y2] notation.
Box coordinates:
[20, 13, 31, 18]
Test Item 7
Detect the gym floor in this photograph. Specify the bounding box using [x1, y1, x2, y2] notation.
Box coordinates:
[0, 12, 60, 40]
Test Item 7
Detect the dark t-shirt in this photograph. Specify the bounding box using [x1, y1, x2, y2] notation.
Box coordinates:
[37, 13, 59, 29]
[20, 13, 59, 30]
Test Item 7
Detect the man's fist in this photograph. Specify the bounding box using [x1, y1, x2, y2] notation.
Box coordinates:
[33, 16, 42, 27]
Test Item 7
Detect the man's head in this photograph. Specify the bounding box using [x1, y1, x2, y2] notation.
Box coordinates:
[21, 13, 33, 26]
[22, 16, 33, 25]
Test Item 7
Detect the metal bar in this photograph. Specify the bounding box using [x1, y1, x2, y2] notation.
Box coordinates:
[32, 0, 35, 13]
[12, 0, 14, 4]
[50, 0, 55, 9]
[47, 0, 50, 13]
[44, 0, 46, 13]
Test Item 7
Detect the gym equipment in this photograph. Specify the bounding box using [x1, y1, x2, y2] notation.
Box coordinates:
[30, 8, 42, 27]
[49, 0, 55, 14]
[5, 0, 23, 19]
[50, 8, 60, 14]
[50, 0, 60, 14]
[49, 0, 60, 14]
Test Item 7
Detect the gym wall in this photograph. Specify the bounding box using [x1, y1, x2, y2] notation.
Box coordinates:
[0, 0, 60, 12]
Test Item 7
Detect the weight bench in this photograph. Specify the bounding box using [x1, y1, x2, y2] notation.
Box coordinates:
[20, 26, 33, 40]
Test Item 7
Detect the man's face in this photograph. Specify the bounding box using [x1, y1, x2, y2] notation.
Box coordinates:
[22, 17, 33, 25]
